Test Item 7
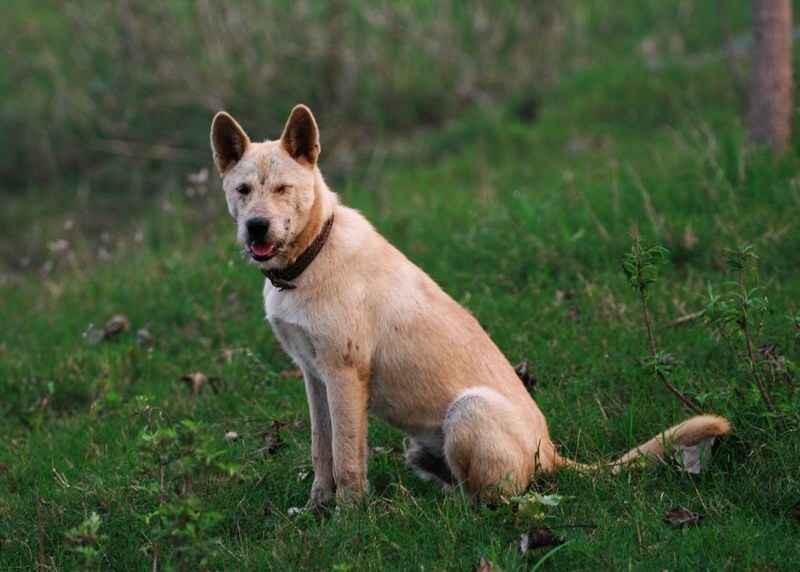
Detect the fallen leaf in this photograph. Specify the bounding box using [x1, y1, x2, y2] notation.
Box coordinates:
[369, 446, 390, 456]
[520, 527, 564, 553]
[136, 328, 153, 347]
[253, 420, 289, 456]
[278, 368, 303, 380]
[663, 507, 702, 527]
[84, 314, 132, 344]
[224, 430, 239, 441]
[673, 436, 717, 474]
[287, 506, 303, 517]
[180, 372, 207, 397]
[208, 377, 224, 393]
[187, 167, 209, 185]
[102, 315, 130, 339]
[473, 557, 501, 572]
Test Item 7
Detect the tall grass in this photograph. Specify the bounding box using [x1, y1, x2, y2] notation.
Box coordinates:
[1, 0, 754, 189]
[2, 0, 567, 186]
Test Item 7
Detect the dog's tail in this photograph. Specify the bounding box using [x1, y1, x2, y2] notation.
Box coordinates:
[553, 414, 731, 473]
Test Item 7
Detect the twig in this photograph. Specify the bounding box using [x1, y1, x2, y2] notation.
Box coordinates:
[666, 310, 705, 327]
[736, 266, 777, 414]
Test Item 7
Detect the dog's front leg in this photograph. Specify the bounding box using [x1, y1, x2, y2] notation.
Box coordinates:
[325, 367, 369, 503]
[303, 372, 335, 509]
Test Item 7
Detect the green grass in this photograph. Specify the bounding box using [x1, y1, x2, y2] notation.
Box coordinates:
[2, 4, 800, 571]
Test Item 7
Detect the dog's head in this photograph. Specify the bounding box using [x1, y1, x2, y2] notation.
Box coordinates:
[210, 105, 321, 270]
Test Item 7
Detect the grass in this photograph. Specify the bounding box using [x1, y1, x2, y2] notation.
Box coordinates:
[2, 3, 800, 571]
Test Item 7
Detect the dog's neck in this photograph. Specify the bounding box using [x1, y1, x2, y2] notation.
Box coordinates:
[263, 171, 335, 291]
[262, 214, 333, 291]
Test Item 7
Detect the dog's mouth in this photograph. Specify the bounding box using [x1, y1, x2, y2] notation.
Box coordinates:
[248, 240, 278, 261]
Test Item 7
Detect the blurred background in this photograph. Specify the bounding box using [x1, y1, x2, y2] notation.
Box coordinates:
[2, 1, 790, 283]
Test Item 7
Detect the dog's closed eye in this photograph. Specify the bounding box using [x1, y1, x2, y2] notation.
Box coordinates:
[275, 184, 290, 194]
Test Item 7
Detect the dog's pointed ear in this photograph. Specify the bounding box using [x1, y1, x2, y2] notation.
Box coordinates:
[211, 112, 250, 176]
[280, 105, 320, 166]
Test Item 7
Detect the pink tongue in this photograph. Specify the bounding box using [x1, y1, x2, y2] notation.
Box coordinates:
[252, 242, 275, 257]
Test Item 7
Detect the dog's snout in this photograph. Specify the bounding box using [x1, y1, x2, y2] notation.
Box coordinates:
[246, 217, 270, 239]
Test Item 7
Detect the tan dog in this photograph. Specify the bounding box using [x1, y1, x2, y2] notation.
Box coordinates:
[210, 105, 730, 507]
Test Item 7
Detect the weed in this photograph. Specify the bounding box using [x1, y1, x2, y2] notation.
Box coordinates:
[703, 243, 784, 419]
[132, 401, 238, 570]
[622, 225, 701, 412]
[64, 512, 108, 571]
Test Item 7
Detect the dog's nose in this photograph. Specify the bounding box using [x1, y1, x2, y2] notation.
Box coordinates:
[246, 217, 270, 239]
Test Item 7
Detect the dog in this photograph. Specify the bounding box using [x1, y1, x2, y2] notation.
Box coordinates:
[210, 105, 730, 507]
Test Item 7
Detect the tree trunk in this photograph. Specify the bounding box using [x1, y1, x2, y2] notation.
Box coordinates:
[748, 0, 794, 155]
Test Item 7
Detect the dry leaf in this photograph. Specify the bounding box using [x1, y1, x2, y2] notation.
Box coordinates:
[136, 328, 153, 347]
[208, 377, 224, 393]
[84, 314, 131, 344]
[253, 420, 289, 456]
[473, 557, 502, 572]
[103, 315, 130, 339]
[278, 368, 303, 380]
[673, 436, 716, 474]
[520, 527, 564, 553]
[180, 372, 207, 397]
[663, 507, 702, 527]
[224, 430, 239, 441]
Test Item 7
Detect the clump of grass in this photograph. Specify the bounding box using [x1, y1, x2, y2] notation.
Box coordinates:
[622, 224, 701, 413]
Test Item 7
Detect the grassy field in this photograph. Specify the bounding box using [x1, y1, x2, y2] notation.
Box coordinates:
[2, 3, 800, 571]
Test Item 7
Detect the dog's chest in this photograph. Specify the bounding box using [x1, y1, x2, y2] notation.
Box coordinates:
[264, 289, 322, 374]
[270, 318, 319, 372]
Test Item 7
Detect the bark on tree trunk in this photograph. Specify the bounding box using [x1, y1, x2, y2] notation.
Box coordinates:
[748, 0, 794, 155]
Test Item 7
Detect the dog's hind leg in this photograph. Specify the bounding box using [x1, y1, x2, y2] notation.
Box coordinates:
[442, 387, 540, 502]
[405, 432, 455, 485]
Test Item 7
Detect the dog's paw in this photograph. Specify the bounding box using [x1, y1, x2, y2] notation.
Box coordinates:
[306, 481, 335, 510]
[333, 482, 370, 509]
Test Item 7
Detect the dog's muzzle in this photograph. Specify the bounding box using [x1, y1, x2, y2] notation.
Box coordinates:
[245, 217, 277, 261]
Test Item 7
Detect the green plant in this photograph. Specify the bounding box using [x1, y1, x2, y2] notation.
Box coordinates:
[64, 512, 108, 571]
[134, 410, 237, 569]
[622, 225, 701, 413]
[704, 243, 777, 416]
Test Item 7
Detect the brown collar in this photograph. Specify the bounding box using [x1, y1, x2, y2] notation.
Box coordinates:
[261, 214, 334, 291]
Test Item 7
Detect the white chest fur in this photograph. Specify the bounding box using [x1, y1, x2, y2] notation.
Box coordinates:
[264, 284, 319, 375]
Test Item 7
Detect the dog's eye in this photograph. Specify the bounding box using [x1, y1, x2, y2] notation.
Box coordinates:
[275, 184, 289, 194]
[236, 184, 251, 196]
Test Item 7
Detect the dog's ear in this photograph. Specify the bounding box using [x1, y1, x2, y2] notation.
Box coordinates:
[280, 105, 320, 166]
[211, 112, 250, 176]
